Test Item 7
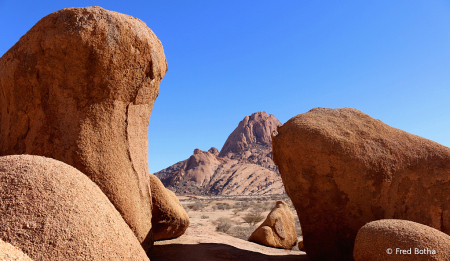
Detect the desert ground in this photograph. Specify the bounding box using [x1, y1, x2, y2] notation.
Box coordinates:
[149, 194, 308, 261]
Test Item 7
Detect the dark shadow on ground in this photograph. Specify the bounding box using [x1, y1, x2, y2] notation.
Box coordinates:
[148, 243, 309, 261]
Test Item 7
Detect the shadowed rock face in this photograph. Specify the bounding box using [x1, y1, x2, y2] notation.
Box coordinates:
[0, 6, 167, 251]
[0, 155, 149, 260]
[249, 201, 297, 250]
[272, 107, 450, 261]
[353, 219, 450, 261]
[155, 112, 285, 195]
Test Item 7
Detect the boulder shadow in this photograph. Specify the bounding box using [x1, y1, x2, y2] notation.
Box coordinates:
[148, 243, 309, 261]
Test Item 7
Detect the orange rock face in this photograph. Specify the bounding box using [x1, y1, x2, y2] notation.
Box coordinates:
[248, 201, 297, 249]
[0, 155, 149, 260]
[354, 219, 450, 261]
[0, 6, 167, 251]
[150, 174, 190, 241]
[272, 107, 450, 261]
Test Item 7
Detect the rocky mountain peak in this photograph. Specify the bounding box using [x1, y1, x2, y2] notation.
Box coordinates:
[218, 111, 281, 157]
[155, 111, 285, 196]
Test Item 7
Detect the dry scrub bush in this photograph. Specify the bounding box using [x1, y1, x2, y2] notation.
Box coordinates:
[216, 202, 231, 210]
[201, 215, 209, 219]
[215, 218, 232, 233]
[242, 208, 265, 227]
[187, 201, 206, 211]
[227, 226, 254, 240]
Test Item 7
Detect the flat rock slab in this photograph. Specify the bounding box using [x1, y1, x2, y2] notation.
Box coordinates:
[149, 225, 308, 261]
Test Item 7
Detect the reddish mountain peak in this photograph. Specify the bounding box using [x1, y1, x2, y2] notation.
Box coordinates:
[218, 112, 281, 157]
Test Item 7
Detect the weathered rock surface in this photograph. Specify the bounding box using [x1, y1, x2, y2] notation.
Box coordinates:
[249, 201, 297, 249]
[0, 239, 33, 261]
[155, 112, 284, 195]
[219, 111, 281, 157]
[0, 6, 167, 250]
[0, 155, 149, 260]
[354, 219, 450, 260]
[272, 107, 450, 261]
[150, 174, 190, 241]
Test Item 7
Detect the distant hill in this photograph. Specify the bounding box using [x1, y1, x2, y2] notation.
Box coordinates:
[154, 112, 286, 195]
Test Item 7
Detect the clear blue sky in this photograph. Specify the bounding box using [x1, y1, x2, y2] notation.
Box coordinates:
[1, 1, 450, 173]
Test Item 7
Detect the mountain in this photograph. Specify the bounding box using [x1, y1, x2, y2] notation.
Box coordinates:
[155, 112, 285, 195]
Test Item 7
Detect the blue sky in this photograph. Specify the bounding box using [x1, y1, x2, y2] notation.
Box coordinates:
[1, 1, 450, 173]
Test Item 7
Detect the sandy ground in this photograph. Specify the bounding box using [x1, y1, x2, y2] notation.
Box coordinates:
[149, 196, 309, 261]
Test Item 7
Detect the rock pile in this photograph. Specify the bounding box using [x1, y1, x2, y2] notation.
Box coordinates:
[272, 107, 450, 260]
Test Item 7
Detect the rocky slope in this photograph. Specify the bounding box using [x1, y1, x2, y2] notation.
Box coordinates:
[155, 112, 285, 195]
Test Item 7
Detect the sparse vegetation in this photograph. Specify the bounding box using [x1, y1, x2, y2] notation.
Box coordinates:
[178, 194, 302, 251]
[215, 218, 232, 233]
[187, 201, 206, 211]
[216, 202, 231, 210]
[227, 225, 254, 240]
[242, 208, 265, 227]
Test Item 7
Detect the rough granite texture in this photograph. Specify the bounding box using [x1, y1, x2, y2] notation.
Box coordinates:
[0, 6, 167, 251]
[150, 174, 190, 241]
[354, 219, 450, 261]
[0, 239, 33, 261]
[249, 201, 297, 249]
[0, 155, 149, 261]
[272, 107, 450, 261]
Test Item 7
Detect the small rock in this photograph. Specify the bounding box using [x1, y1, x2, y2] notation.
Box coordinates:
[248, 201, 297, 249]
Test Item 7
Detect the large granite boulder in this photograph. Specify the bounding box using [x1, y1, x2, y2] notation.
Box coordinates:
[248, 201, 297, 249]
[0, 155, 149, 260]
[0, 239, 33, 261]
[149, 174, 190, 241]
[354, 219, 450, 260]
[272, 107, 450, 260]
[0, 6, 167, 251]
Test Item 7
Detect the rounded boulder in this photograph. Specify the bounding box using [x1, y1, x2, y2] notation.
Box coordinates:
[354, 219, 450, 261]
[150, 174, 190, 241]
[248, 201, 297, 249]
[0, 155, 149, 260]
